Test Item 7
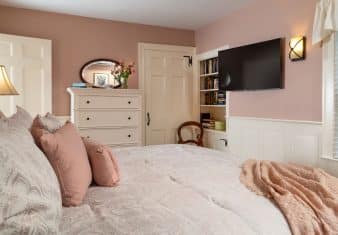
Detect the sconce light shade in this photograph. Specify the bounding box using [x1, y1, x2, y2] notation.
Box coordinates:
[289, 36, 306, 61]
[0, 65, 19, 95]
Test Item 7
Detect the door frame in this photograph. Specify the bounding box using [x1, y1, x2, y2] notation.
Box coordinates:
[138, 43, 197, 145]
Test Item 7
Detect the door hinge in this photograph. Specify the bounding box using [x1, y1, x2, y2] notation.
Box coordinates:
[184, 56, 193, 67]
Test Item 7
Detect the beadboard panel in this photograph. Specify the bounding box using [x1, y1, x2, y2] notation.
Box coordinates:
[228, 117, 322, 167]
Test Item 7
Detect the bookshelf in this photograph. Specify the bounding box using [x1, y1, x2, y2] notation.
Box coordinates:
[199, 56, 226, 134]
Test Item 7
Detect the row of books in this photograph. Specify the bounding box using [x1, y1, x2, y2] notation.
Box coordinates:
[204, 92, 226, 105]
[200, 58, 218, 75]
[203, 77, 219, 90]
[202, 119, 215, 129]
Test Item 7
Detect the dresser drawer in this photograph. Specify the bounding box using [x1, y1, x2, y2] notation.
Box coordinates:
[79, 128, 139, 145]
[77, 95, 141, 109]
[76, 110, 140, 128]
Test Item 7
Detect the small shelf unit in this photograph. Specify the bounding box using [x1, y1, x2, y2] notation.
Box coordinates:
[198, 55, 227, 134]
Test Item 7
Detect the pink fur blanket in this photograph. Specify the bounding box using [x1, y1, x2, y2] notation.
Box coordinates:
[240, 159, 338, 235]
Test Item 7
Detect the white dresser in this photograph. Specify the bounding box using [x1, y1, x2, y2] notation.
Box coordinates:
[67, 88, 144, 148]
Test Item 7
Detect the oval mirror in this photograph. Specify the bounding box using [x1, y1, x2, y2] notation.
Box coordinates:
[80, 59, 121, 88]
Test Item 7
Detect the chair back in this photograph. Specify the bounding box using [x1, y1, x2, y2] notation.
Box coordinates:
[177, 121, 204, 147]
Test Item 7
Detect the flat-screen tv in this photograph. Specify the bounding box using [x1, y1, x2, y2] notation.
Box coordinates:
[218, 38, 284, 91]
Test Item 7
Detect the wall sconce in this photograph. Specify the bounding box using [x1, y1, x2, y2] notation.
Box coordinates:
[289, 36, 306, 61]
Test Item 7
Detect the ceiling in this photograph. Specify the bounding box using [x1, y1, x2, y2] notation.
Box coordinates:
[0, 0, 253, 30]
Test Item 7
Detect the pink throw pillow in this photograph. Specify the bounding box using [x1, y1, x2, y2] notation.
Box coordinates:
[30, 117, 47, 148]
[40, 122, 92, 206]
[82, 137, 120, 187]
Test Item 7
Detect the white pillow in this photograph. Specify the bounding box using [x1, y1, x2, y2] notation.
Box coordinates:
[0, 121, 62, 233]
[37, 112, 63, 133]
[0, 106, 33, 129]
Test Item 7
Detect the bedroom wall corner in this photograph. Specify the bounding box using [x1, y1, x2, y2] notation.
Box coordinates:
[195, 0, 321, 122]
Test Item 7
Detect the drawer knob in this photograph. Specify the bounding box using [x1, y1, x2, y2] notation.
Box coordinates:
[86, 100, 90, 104]
[86, 117, 90, 121]
[128, 116, 131, 120]
[128, 134, 131, 138]
[128, 101, 131, 104]
[86, 136, 90, 138]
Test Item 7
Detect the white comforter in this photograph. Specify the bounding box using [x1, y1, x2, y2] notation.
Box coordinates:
[60, 145, 291, 235]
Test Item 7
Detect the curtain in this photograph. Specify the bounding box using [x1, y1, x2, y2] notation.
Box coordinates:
[335, 33, 338, 158]
[312, 0, 338, 44]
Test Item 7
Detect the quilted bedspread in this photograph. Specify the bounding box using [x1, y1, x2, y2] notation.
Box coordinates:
[60, 145, 291, 235]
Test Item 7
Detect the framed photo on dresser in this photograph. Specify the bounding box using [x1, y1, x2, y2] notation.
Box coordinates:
[93, 73, 109, 87]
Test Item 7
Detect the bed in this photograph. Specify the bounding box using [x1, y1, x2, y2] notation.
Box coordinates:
[60, 144, 291, 235]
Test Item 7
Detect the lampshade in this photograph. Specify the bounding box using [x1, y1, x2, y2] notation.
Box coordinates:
[289, 36, 306, 61]
[0, 65, 19, 95]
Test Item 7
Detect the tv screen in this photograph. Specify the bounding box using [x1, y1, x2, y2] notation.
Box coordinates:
[218, 38, 284, 91]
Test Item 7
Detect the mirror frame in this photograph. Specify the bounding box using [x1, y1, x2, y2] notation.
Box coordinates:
[79, 58, 121, 88]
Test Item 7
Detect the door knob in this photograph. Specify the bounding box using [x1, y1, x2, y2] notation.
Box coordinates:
[220, 138, 228, 147]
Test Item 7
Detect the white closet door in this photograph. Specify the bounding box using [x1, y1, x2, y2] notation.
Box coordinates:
[0, 33, 51, 116]
[143, 44, 194, 145]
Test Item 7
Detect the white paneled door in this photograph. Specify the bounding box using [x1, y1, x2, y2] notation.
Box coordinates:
[140, 44, 195, 145]
[0, 33, 51, 116]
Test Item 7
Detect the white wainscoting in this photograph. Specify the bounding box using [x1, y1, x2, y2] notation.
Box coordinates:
[228, 116, 338, 177]
[228, 116, 322, 166]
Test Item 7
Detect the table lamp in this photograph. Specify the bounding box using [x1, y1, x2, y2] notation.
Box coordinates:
[0, 65, 19, 95]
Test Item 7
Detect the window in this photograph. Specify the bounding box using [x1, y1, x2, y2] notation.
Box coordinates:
[322, 33, 337, 159]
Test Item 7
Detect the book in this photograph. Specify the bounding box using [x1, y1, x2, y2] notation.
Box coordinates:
[71, 82, 87, 88]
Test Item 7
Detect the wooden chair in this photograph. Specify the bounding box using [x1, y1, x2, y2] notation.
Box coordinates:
[177, 121, 204, 147]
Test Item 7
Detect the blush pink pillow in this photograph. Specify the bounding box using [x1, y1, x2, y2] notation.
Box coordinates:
[40, 122, 92, 207]
[82, 137, 120, 187]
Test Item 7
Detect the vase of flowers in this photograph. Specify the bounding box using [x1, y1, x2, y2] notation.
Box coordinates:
[111, 62, 135, 89]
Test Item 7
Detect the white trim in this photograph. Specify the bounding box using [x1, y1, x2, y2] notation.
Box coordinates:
[321, 33, 336, 159]
[229, 116, 322, 125]
[138, 42, 195, 90]
[197, 45, 229, 61]
[320, 156, 338, 162]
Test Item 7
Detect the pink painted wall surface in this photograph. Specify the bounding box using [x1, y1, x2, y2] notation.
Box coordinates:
[0, 6, 194, 115]
[196, 0, 322, 121]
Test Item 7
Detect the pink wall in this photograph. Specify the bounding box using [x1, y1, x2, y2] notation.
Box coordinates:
[0, 6, 194, 115]
[196, 0, 322, 121]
